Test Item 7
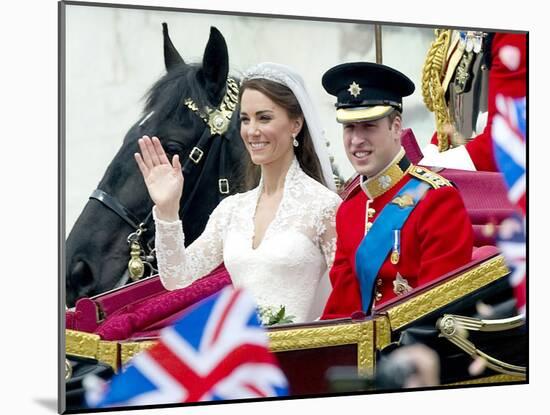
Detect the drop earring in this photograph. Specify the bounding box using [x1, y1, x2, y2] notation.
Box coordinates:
[292, 133, 299, 147]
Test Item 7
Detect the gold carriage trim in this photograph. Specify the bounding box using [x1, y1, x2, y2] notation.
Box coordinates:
[445, 374, 526, 386]
[118, 320, 376, 377]
[385, 254, 509, 331]
[65, 329, 119, 372]
[268, 320, 375, 377]
[374, 314, 392, 351]
[120, 341, 157, 366]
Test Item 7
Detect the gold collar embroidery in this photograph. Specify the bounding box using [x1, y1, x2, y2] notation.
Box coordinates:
[360, 148, 410, 199]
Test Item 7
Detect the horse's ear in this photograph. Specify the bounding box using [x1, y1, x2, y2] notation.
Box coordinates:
[162, 23, 184, 71]
[200, 26, 229, 106]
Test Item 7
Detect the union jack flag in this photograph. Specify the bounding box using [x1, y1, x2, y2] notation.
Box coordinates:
[495, 214, 526, 315]
[492, 94, 526, 215]
[86, 287, 288, 408]
[492, 93, 526, 315]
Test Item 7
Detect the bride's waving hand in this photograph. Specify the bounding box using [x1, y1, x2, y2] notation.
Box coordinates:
[134, 135, 184, 221]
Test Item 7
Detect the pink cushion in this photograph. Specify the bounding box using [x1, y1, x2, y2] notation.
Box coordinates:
[95, 266, 232, 340]
[438, 169, 516, 247]
[66, 310, 75, 330]
[94, 276, 167, 319]
[401, 128, 423, 164]
[438, 169, 515, 223]
[472, 245, 500, 261]
[66, 276, 168, 334]
[68, 297, 104, 333]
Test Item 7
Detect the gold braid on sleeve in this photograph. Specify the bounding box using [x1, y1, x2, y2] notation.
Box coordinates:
[421, 29, 453, 152]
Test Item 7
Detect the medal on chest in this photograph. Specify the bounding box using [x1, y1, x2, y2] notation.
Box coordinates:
[390, 229, 401, 265]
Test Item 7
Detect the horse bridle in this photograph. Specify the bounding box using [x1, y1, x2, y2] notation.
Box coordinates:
[89, 77, 240, 283]
[181, 77, 239, 198]
[89, 189, 156, 282]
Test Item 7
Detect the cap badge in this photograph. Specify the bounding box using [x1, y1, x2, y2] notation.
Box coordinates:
[347, 81, 362, 98]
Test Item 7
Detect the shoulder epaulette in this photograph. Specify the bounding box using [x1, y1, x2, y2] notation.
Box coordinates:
[408, 165, 453, 189]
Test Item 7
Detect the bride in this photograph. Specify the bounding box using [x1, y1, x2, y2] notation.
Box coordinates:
[135, 62, 341, 323]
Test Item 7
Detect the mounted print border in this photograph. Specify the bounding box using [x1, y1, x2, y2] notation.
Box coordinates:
[59, 0, 528, 413]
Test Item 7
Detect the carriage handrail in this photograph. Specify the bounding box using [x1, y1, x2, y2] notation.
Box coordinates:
[437, 314, 526, 377]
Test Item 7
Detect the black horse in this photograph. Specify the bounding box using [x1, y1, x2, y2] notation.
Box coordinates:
[66, 24, 250, 307]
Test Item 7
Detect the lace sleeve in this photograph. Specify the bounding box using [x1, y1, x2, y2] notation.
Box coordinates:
[316, 194, 341, 270]
[153, 196, 233, 290]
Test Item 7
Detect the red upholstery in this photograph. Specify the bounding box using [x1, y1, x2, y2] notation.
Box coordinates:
[401, 128, 424, 164]
[93, 276, 166, 321]
[65, 264, 231, 338]
[472, 245, 500, 261]
[435, 168, 516, 246]
[66, 275, 167, 333]
[95, 265, 231, 340]
[402, 127, 516, 245]
[65, 309, 75, 330]
[66, 297, 104, 333]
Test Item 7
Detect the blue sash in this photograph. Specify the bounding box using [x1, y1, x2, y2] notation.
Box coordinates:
[355, 177, 430, 312]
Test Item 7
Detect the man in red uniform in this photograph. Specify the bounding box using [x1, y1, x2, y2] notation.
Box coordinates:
[320, 62, 474, 319]
[420, 32, 527, 172]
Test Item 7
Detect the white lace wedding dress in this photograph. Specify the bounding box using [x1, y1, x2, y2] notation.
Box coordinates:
[153, 157, 341, 323]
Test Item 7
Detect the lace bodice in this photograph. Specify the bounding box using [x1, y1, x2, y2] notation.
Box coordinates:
[154, 158, 341, 323]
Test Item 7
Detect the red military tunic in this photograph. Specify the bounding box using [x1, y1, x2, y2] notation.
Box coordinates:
[321, 158, 474, 320]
